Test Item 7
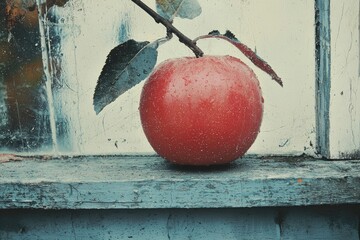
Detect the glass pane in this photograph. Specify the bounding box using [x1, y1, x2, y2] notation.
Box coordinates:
[0, 1, 52, 152]
[1, 0, 316, 156]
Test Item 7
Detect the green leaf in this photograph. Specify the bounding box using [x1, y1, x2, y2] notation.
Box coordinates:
[93, 39, 159, 114]
[156, 0, 202, 21]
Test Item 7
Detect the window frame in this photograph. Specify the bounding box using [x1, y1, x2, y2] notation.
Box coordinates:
[316, 0, 360, 159]
[0, 0, 359, 211]
[0, 155, 359, 209]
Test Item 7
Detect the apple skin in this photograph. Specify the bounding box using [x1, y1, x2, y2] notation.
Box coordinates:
[139, 55, 263, 166]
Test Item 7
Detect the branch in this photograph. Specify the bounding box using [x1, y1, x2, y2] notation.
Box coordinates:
[131, 0, 204, 58]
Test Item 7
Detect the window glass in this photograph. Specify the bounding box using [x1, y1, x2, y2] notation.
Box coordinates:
[0, 0, 52, 152]
[0, 0, 316, 155]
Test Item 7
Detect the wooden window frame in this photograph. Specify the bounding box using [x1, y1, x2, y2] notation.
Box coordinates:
[0, 0, 359, 210]
[316, 0, 360, 159]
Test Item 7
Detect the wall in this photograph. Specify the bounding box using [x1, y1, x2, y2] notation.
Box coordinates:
[37, 0, 316, 155]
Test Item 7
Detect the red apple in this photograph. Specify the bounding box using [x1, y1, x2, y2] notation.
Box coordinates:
[139, 55, 263, 166]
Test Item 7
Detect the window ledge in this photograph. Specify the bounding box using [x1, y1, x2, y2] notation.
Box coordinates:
[0, 155, 359, 209]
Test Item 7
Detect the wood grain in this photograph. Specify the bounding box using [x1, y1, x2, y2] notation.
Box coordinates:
[0, 155, 359, 209]
[0, 206, 359, 240]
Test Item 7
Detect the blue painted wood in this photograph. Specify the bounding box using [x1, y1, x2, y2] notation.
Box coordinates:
[315, 0, 331, 158]
[0, 206, 358, 240]
[0, 155, 359, 209]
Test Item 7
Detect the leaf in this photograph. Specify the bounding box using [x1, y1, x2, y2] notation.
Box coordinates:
[156, 0, 202, 21]
[93, 39, 159, 114]
[194, 30, 283, 87]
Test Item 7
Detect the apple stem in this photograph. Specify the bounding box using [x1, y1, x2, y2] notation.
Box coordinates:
[131, 0, 204, 58]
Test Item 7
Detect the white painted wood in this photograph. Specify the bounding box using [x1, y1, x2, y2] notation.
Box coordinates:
[329, 0, 360, 158]
[46, 0, 316, 155]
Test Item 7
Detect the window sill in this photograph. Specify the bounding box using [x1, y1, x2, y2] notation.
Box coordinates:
[0, 155, 359, 209]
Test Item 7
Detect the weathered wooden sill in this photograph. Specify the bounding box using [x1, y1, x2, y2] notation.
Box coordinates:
[0, 155, 359, 209]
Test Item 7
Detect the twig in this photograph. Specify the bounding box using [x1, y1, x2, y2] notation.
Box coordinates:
[131, 0, 204, 58]
[0, 154, 24, 163]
